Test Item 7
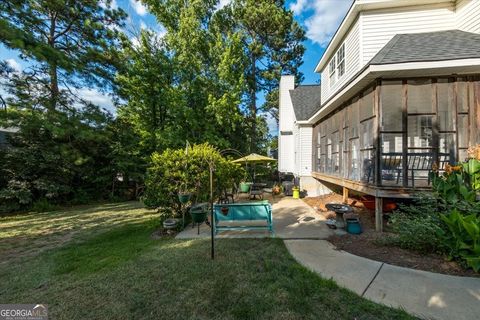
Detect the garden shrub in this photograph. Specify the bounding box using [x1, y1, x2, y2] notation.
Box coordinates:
[143, 143, 245, 211]
[387, 153, 480, 271]
[384, 196, 448, 254]
[441, 209, 480, 272]
[31, 198, 59, 213]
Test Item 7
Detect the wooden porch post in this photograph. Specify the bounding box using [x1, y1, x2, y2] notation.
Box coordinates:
[375, 197, 383, 232]
[342, 187, 349, 204]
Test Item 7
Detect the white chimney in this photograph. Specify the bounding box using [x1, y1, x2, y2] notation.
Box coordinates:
[278, 74, 296, 173]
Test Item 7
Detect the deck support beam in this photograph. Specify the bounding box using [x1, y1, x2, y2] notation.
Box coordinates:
[342, 187, 349, 204]
[375, 197, 383, 232]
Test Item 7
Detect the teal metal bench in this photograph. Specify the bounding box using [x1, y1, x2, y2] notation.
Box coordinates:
[213, 201, 273, 234]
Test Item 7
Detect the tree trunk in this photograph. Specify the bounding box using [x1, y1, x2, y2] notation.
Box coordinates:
[48, 11, 59, 111]
[250, 53, 257, 153]
[49, 62, 59, 110]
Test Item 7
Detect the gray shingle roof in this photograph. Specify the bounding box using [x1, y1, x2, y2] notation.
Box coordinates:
[370, 30, 480, 65]
[289, 85, 321, 121]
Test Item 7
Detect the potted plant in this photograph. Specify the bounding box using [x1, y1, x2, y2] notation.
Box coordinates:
[190, 204, 208, 223]
[178, 184, 192, 204]
[272, 184, 281, 195]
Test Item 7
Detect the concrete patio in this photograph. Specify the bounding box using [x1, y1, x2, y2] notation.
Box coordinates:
[176, 197, 343, 239]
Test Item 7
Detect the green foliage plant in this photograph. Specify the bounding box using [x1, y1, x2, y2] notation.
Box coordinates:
[143, 143, 245, 211]
[384, 195, 448, 254]
[441, 209, 480, 272]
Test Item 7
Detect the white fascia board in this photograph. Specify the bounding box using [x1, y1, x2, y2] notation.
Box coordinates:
[295, 120, 311, 125]
[371, 58, 480, 72]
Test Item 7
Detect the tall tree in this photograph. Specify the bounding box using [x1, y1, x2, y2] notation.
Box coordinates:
[115, 30, 176, 154]
[0, 0, 126, 110]
[141, 0, 250, 152]
[225, 0, 306, 151]
[0, 1, 129, 211]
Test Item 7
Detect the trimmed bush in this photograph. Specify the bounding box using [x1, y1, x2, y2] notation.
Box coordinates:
[143, 143, 244, 210]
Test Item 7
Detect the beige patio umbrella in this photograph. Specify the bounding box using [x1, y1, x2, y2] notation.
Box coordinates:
[232, 153, 277, 182]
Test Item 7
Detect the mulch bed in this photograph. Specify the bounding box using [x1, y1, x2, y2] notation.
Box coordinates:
[303, 193, 480, 277]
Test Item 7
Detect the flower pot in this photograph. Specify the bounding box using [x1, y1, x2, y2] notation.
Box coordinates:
[239, 182, 251, 193]
[360, 196, 397, 212]
[346, 218, 362, 234]
[178, 193, 191, 204]
[190, 209, 207, 223]
[292, 187, 300, 199]
[272, 186, 281, 195]
[163, 218, 178, 230]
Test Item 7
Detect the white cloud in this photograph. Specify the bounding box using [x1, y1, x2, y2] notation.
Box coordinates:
[290, 0, 352, 46]
[215, 0, 231, 11]
[6, 58, 22, 73]
[130, 0, 147, 16]
[76, 88, 114, 111]
[290, 0, 309, 15]
[100, 0, 118, 9]
[140, 20, 147, 30]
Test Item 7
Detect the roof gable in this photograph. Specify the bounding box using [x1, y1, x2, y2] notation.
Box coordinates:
[289, 85, 321, 121]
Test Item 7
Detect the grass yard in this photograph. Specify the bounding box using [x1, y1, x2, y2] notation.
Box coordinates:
[0, 202, 415, 319]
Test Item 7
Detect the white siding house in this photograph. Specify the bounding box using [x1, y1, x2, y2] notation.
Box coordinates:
[278, 76, 328, 196]
[277, 0, 480, 229]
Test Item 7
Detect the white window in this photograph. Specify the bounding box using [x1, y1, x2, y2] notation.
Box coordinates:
[337, 44, 345, 77]
[329, 58, 336, 86]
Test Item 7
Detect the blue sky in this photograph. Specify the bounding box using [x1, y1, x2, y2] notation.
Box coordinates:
[0, 0, 353, 133]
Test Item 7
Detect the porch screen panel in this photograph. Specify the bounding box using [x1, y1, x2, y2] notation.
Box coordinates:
[439, 133, 455, 170]
[380, 133, 403, 186]
[360, 118, 374, 183]
[457, 78, 469, 162]
[457, 79, 469, 113]
[380, 81, 403, 186]
[381, 81, 403, 131]
[360, 87, 374, 120]
[437, 80, 455, 132]
[349, 99, 361, 181]
[408, 79, 433, 113]
[407, 80, 434, 187]
[349, 138, 360, 181]
[458, 114, 469, 161]
[359, 88, 375, 184]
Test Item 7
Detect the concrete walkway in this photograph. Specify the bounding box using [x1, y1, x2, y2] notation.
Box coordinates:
[176, 197, 342, 239]
[176, 197, 480, 319]
[285, 239, 480, 320]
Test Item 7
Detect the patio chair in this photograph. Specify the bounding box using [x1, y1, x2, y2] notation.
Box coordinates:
[249, 183, 264, 200]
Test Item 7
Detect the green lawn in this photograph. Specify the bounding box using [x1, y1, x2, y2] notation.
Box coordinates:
[0, 202, 415, 319]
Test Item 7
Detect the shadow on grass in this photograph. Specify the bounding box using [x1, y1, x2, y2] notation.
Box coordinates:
[0, 216, 415, 320]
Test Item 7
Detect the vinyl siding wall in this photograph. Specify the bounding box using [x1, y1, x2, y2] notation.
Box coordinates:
[297, 126, 313, 176]
[361, 3, 456, 64]
[456, 0, 480, 33]
[321, 19, 361, 104]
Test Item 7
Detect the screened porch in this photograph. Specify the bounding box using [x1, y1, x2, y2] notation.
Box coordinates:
[312, 77, 480, 195]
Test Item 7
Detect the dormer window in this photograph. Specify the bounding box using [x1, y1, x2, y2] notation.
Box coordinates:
[329, 43, 345, 87]
[329, 58, 336, 86]
[337, 44, 345, 77]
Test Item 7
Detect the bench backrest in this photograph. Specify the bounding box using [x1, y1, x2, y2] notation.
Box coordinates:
[213, 201, 272, 221]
